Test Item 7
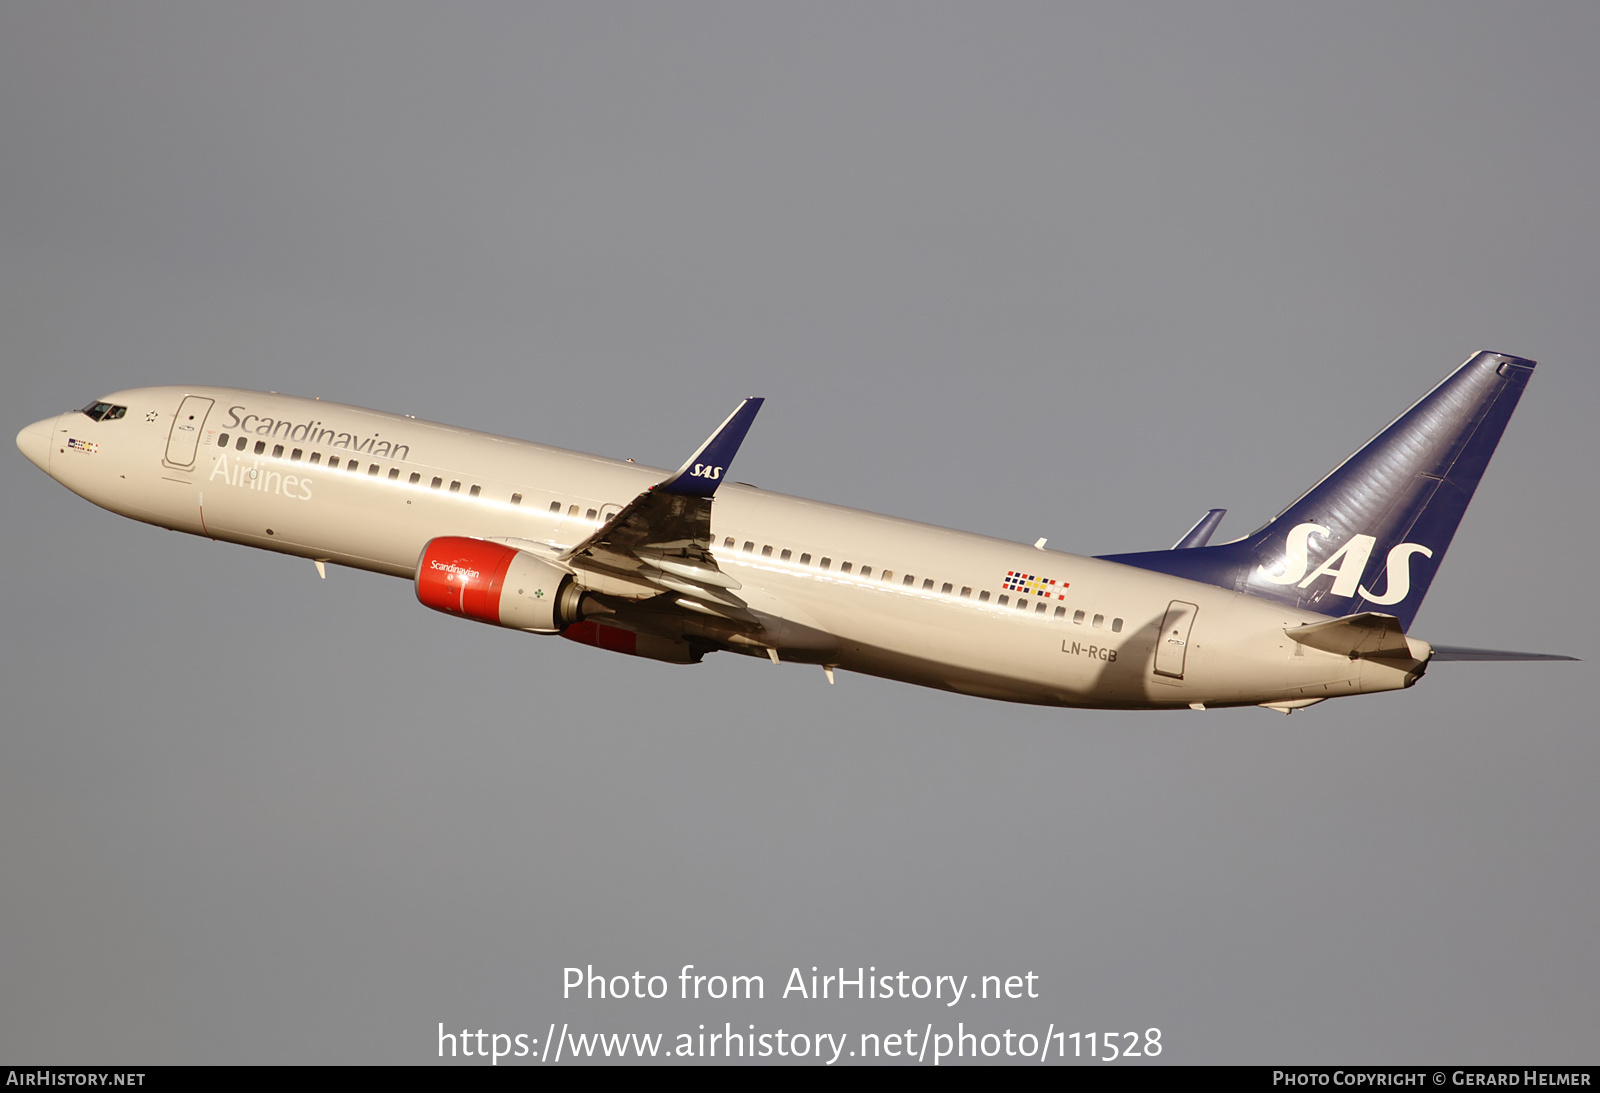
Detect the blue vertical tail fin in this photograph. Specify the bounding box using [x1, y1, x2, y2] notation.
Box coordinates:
[1097, 351, 1537, 630]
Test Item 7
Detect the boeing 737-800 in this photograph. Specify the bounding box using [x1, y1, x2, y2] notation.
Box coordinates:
[15, 351, 1573, 712]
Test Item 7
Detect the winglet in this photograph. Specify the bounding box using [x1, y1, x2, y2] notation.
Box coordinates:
[659, 397, 764, 497]
[1171, 509, 1227, 550]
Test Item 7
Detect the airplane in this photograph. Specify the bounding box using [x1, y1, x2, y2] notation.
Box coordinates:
[15, 350, 1574, 714]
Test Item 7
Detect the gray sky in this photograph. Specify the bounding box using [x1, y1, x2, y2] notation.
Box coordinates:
[2, 1, 1594, 1065]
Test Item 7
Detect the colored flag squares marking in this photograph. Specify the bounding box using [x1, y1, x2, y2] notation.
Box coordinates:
[1003, 570, 1069, 599]
[67, 438, 99, 454]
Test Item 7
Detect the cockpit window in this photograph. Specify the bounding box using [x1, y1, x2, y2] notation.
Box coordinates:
[79, 401, 127, 422]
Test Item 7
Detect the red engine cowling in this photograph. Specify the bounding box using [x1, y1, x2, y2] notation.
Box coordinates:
[561, 620, 702, 664]
[414, 536, 578, 633]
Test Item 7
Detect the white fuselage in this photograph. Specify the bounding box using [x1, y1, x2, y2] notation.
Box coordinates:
[18, 386, 1430, 710]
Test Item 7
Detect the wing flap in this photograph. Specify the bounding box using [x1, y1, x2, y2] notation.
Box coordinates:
[557, 397, 764, 619]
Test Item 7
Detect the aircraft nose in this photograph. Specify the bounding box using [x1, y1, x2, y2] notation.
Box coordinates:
[16, 416, 56, 473]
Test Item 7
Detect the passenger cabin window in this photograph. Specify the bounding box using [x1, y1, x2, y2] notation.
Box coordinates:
[961, 587, 972, 599]
[819, 557, 831, 570]
[410, 473, 422, 484]
[762, 545, 773, 557]
[1074, 610, 1085, 624]
[348, 461, 361, 473]
[328, 456, 340, 468]
[840, 561, 851, 573]
[586, 508, 596, 520]
[998, 595, 1009, 606]
[941, 582, 953, 594]
[388, 468, 400, 480]
[860, 566, 871, 578]
[450, 481, 462, 492]
[272, 444, 284, 458]
[550, 501, 561, 513]
[218, 434, 229, 447]
[1111, 618, 1123, 633]
[511, 493, 522, 505]
[236, 436, 248, 451]
[800, 554, 812, 565]
[431, 477, 443, 489]
[254, 441, 267, 455]
[979, 590, 990, 602]
[309, 452, 321, 464]
[881, 571, 893, 582]
[1016, 598, 1029, 611]
[470, 484, 481, 497]
[744, 541, 755, 553]
[1035, 602, 1047, 614]
[368, 464, 380, 476]
[903, 575, 915, 587]
[780, 549, 792, 562]
[922, 579, 934, 591]
[567, 505, 579, 517]
[1093, 614, 1104, 628]
[292, 449, 303, 462]
[724, 537, 735, 548]
[1054, 606, 1066, 618]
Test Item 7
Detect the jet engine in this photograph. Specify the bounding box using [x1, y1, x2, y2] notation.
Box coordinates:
[415, 536, 583, 633]
[561, 620, 702, 664]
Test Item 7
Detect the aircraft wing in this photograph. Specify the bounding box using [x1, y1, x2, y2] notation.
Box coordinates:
[558, 398, 764, 615]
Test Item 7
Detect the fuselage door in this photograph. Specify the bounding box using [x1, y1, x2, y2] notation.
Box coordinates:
[1153, 600, 1199, 679]
[164, 395, 215, 469]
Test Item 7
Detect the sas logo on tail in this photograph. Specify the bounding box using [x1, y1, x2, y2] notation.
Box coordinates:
[1257, 522, 1432, 605]
[690, 464, 724, 480]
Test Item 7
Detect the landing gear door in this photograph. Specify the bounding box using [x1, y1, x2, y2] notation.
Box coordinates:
[1153, 600, 1198, 680]
[164, 396, 214, 469]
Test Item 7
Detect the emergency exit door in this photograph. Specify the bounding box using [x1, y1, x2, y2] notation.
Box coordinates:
[163, 396, 214, 469]
[1153, 600, 1198, 680]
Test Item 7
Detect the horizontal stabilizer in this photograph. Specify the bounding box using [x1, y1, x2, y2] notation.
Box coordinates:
[1286, 612, 1418, 660]
[1172, 509, 1227, 549]
[1428, 645, 1578, 662]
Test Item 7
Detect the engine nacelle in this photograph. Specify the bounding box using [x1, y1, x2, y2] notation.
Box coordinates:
[561, 620, 703, 664]
[415, 536, 582, 633]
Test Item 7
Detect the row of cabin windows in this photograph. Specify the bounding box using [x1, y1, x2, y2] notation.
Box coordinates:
[718, 535, 1124, 632]
[215, 431, 592, 510]
[219, 430, 613, 522]
[213, 429, 1123, 630]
